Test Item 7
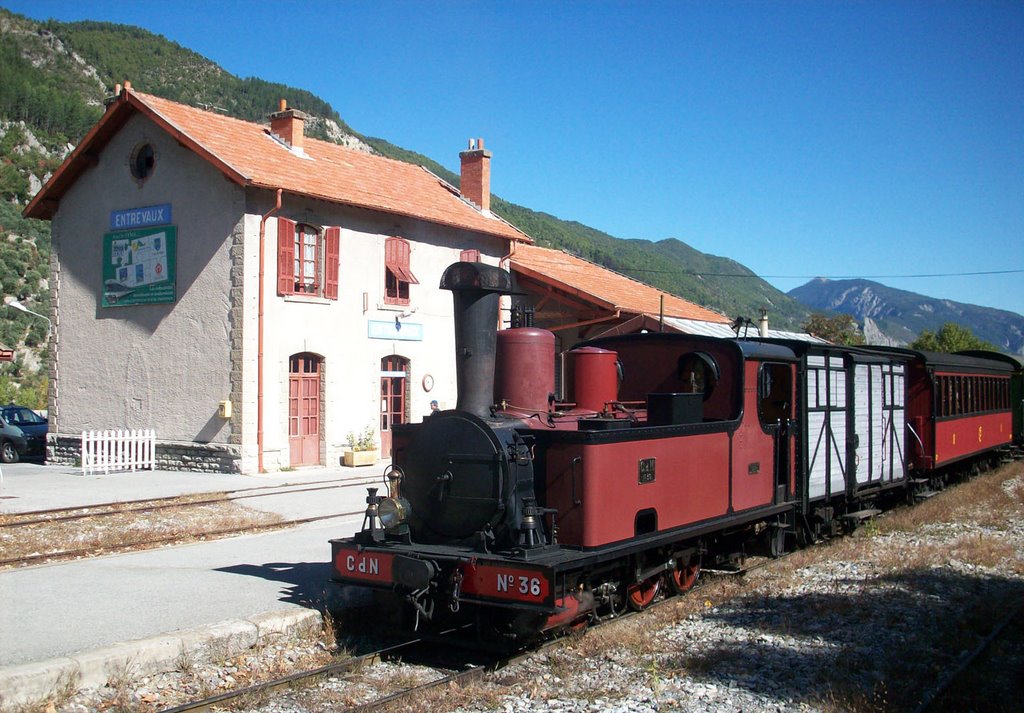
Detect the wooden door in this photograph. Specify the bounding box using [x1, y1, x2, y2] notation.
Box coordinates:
[289, 353, 321, 466]
[380, 356, 408, 457]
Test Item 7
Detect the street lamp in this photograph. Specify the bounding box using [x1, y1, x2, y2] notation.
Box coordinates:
[4, 298, 51, 337]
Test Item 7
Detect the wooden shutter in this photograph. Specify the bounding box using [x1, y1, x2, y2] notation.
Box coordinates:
[324, 226, 340, 300]
[277, 217, 296, 295]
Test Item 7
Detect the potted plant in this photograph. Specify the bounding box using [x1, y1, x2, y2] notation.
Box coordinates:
[343, 424, 379, 467]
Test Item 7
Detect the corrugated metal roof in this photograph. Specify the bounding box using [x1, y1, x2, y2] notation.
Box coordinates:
[661, 317, 828, 342]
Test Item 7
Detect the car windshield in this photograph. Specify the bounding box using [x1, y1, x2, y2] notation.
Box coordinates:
[3, 408, 45, 425]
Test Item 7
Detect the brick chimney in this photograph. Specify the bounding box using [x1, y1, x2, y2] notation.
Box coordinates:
[459, 138, 492, 212]
[269, 99, 307, 150]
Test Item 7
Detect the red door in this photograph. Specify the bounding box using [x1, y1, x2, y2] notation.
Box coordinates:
[380, 356, 408, 457]
[289, 353, 321, 466]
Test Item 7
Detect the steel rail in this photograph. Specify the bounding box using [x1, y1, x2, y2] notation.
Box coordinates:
[911, 597, 1024, 713]
[156, 638, 424, 713]
[0, 476, 377, 528]
[0, 509, 364, 568]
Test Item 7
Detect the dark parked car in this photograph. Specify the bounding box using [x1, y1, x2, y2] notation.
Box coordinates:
[0, 406, 47, 461]
[0, 417, 27, 463]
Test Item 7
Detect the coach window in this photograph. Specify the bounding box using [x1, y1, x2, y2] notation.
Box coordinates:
[277, 218, 340, 299]
[385, 237, 419, 305]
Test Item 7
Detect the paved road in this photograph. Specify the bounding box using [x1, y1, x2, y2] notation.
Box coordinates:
[0, 461, 383, 703]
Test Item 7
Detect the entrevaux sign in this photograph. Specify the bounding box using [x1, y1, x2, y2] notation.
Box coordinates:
[110, 204, 172, 230]
[103, 204, 176, 308]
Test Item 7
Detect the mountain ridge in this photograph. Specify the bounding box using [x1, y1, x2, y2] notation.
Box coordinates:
[788, 277, 1024, 354]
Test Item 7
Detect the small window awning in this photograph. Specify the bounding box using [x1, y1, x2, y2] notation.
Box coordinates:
[386, 262, 420, 285]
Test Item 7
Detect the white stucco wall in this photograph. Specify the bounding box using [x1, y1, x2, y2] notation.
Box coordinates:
[50, 113, 242, 447]
[246, 191, 507, 473]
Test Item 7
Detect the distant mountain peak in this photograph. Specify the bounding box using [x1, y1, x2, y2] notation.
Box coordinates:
[788, 278, 1024, 354]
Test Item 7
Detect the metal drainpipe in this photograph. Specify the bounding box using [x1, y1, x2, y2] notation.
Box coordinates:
[257, 189, 283, 473]
[498, 239, 519, 331]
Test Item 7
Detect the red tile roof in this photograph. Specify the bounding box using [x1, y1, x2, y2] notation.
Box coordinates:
[25, 90, 531, 244]
[510, 243, 729, 323]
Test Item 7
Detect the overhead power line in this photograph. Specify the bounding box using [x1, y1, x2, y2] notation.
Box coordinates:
[625, 268, 1024, 279]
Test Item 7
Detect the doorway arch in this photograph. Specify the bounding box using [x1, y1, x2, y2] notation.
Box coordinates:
[380, 355, 409, 456]
[288, 352, 322, 467]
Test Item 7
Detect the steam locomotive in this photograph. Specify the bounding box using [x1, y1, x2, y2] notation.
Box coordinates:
[330, 262, 1022, 644]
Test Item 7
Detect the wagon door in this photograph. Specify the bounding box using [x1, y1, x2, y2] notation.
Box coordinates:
[880, 361, 907, 483]
[851, 357, 907, 488]
[805, 353, 848, 501]
[851, 360, 881, 487]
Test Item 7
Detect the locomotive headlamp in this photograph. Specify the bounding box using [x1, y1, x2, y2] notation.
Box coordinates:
[378, 496, 411, 530]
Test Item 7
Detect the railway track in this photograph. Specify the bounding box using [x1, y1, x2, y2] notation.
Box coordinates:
[156, 626, 510, 713]
[0, 475, 377, 527]
[0, 476, 378, 568]
[154, 551, 784, 713]
[914, 597, 1024, 713]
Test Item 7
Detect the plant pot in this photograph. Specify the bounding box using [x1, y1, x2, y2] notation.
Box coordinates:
[344, 449, 379, 467]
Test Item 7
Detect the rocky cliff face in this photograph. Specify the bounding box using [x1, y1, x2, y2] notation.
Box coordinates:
[789, 278, 1024, 354]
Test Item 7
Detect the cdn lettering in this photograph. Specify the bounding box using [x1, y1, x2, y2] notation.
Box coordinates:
[345, 554, 379, 575]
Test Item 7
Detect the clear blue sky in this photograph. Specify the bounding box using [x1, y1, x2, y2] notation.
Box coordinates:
[7, 0, 1024, 316]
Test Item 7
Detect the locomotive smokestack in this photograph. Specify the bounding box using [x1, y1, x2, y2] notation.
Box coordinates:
[440, 262, 515, 418]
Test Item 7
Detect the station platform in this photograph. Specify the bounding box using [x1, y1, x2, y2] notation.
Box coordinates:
[0, 461, 382, 707]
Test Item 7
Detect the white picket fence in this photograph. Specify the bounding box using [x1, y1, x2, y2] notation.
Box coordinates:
[81, 429, 156, 475]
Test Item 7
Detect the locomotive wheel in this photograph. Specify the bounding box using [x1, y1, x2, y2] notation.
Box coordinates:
[669, 558, 700, 594]
[626, 576, 661, 611]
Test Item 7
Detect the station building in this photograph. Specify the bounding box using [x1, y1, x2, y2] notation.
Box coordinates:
[26, 86, 754, 475]
[25, 86, 530, 473]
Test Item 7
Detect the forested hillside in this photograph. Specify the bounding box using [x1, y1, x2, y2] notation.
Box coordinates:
[0, 7, 817, 407]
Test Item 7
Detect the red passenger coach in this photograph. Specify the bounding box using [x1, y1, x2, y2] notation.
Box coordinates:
[866, 348, 1014, 472]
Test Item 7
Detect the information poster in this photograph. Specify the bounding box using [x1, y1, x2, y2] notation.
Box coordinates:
[102, 226, 177, 307]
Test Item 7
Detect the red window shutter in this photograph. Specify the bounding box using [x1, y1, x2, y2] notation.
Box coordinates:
[460, 249, 480, 263]
[277, 217, 296, 295]
[324, 226, 340, 300]
[397, 238, 410, 267]
[385, 236, 398, 267]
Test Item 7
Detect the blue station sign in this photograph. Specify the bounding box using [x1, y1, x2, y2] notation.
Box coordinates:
[110, 204, 172, 231]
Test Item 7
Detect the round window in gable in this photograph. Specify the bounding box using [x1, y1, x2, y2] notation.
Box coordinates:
[130, 142, 155, 181]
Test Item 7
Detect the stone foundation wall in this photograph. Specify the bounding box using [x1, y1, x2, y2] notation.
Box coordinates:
[48, 435, 242, 474]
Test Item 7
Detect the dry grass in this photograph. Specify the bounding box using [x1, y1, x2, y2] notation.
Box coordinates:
[0, 497, 284, 566]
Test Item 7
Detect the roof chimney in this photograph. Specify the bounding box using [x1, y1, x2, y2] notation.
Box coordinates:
[459, 138, 492, 212]
[758, 308, 769, 338]
[269, 99, 308, 150]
